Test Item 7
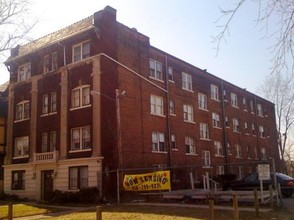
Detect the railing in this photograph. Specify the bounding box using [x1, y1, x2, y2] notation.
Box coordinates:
[34, 150, 59, 162]
[203, 173, 220, 191]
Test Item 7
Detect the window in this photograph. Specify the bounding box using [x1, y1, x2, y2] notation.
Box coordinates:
[18, 63, 31, 82]
[235, 144, 242, 158]
[42, 94, 49, 114]
[227, 142, 232, 155]
[43, 55, 50, 73]
[11, 171, 25, 190]
[71, 126, 91, 151]
[244, 122, 249, 134]
[261, 147, 267, 160]
[183, 104, 194, 122]
[152, 132, 165, 152]
[243, 98, 247, 111]
[232, 118, 240, 132]
[182, 72, 192, 91]
[217, 166, 225, 175]
[257, 104, 263, 116]
[214, 141, 224, 156]
[250, 100, 254, 113]
[69, 166, 88, 190]
[252, 124, 256, 135]
[246, 145, 251, 159]
[212, 112, 221, 128]
[71, 85, 90, 108]
[51, 92, 57, 113]
[200, 123, 209, 140]
[202, 150, 211, 167]
[171, 134, 176, 150]
[223, 90, 227, 101]
[231, 93, 238, 107]
[238, 166, 244, 180]
[185, 136, 196, 154]
[198, 93, 207, 110]
[149, 59, 163, 81]
[14, 136, 29, 158]
[211, 84, 219, 101]
[168, 66, 173, 81]
[225, 116, 229, 127]
[259, 126, 265, 138]
[52, 52, 58, 70]
[169, 100, 175, 115]
[42, 131, 56, 152]
[73, 41, 90, 62]
[150, 95, 164, 116]
[16, 101, 30, 121]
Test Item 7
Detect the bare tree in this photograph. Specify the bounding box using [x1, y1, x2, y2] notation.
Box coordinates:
[0, 0, 37, 58]
[214, 0, 294, 75]
[260, 72, 294, 172]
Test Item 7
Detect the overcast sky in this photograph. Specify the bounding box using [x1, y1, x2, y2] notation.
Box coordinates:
[0, 0, 276, 94]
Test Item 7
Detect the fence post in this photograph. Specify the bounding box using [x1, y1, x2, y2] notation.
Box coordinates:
[117, 169, 120, 204]
[269, 185, 274, 208]
[8, 203, 13, 220]
[254, 188, 259, 217]
[208, 199, 214, 220]
[96, 206, 102, 220]
[233, 194, 239, 220]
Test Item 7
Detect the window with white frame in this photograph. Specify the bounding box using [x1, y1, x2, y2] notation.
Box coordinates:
[51, 92, 57, 113]
[182, 72, 192, 91]
[212, 112, 221, 128]
[11, 170, 25, 190]
[235, 144, 242, 158]
[211, 84, 219, 101]
[227, 142, 232, 155]
[244, 122, 249, 134]
[171, 134, 176, 150]
[43, 55, 50, 73]
[152, 132, 165, 152]
[202, 150, 211, 167]
[71, 85, 90, 109]
[246, 145, 251, 159]
[149, 59, 163, 81]
[169, 99, 175, 115]
[69, 166, 88, 190]
[231, 93, 238, 107]
[257, 104, 263, 116]
[185, 136, 196, 154]
[183, 104, 194, 122]
[252, 124, 256, 135]
[72, 41, 90, 62]
[232, 118, 240, 132]
[198, 93, 207, 110]
[223, 90, 227, 101]
[14, 136, 29, 158]
[243, 98, 247, 111]
[150, 95, 164, 116]
[225, 116, 229, 127]
[259, 125, 265, 138]
[168, 66, 173, 81]
[250, 100, 254, 113]
[214, 141, 224, 156]
[200, 123, 209, 140]
[261, 147, 267, 160]
[42, 94, 49, 114]
[18, 62, 31, 82]
[217, 166, 225, 175]
[52, 52, 58, 70]
[42, 131, 56, 152]
[15, 101, 30, 121]
[71, 126, 91, 151]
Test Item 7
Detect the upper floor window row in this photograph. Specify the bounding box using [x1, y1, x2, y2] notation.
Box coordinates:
[73, 41, 90, 62]
[43, 52, 58, 73]
[18, 62, 31, 82]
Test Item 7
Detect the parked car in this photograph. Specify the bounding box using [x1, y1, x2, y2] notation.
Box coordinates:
[227, 172, 294, 198]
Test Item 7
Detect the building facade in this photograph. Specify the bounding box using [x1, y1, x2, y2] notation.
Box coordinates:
[3, 6, 281, 201]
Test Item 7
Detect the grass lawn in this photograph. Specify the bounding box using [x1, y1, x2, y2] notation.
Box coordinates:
[0, 203, 65, 219]
[47, 204, 289, 220]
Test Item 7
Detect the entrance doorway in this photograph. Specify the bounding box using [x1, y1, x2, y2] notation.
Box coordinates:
[41, 170, 54, 202]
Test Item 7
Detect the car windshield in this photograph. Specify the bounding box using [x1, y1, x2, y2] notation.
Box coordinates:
[276, 173, 293, 180]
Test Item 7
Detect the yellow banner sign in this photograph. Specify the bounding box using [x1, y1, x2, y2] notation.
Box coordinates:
[123, 170, 171, 191]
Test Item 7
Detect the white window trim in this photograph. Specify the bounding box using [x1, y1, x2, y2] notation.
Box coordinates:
[13, 136, 29, 159]
[72, 40, 90, 62]
[152, 131, 166, 153]
[17, 62, 31, 82]
[150, 94, 165, 116]
[185, 136, 197, 155]
[200, 123, 210, 140]
[211, 84, 220, 101]
[149, 59, 163, 82]
[183, 104, 194, 123]
[198, 93, 208, 111]
[182, 72, 193, 92]
[70, 126, 91, 152]
[231, 93, 238, 108]
[14, 100, 30, 123]
[70, 85, 91, 110]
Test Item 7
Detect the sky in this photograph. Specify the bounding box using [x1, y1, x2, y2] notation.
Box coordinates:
[0, 0, 276, 95]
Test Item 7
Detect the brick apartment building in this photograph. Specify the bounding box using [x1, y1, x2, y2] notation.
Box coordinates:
[3, 6, 281, 201]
